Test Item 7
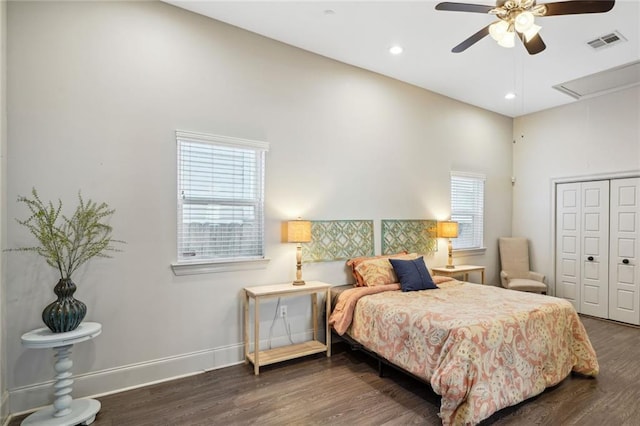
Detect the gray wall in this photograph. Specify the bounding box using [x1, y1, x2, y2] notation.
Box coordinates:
[512, 86, 640, 294]
[1, 0, 7, 422]
[5, 1, 513, 412]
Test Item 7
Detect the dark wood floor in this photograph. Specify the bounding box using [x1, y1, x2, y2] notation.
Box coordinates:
[9, 316, 640, 425]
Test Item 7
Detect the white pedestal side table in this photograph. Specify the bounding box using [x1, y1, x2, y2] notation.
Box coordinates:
[21, 322, 102, 426]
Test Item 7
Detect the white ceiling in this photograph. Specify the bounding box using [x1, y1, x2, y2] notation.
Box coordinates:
[165, 1, 640, 117]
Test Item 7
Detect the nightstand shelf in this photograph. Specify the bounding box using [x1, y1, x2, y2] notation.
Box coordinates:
[243, 281, 331, 375]
[432, 265, 485, 284]
[247, 340, 327, 367]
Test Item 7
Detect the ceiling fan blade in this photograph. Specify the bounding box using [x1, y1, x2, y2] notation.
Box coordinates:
[520, 33, 547, 55]
[542, 0, 615, 16]
[435, 2, 495, 13]
[452, 24, 491, 53]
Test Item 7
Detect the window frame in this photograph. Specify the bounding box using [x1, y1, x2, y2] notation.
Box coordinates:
[171, 130, 270, 276]
[450, 171, 486, 255]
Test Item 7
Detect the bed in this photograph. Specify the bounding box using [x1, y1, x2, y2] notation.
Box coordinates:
[329, 254, 599, 425]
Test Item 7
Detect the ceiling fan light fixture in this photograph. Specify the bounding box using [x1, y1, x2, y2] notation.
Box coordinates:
[515, 11, 535, 32]
[523, 24, 542, 41]
[489, 20, 510, 41]
[497, 31, 516, 48]
[436, 0, 614, 55]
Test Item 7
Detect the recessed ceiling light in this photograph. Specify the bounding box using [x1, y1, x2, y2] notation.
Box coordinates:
[389, 45, 403, 55]
[324, 9, 336, 16]
[505, 92, 517, 100]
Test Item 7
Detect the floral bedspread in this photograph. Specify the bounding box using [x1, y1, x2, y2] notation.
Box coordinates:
[331, 281, 599, 425]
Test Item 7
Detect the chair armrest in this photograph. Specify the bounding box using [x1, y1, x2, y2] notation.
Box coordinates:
[528, 271, 545, 282]
[500, 271, 510, 288]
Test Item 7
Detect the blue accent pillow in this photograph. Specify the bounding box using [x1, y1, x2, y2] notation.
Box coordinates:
[389, 257, 438, 292]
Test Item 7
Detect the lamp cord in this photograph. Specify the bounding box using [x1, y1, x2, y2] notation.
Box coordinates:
[267, 298, 295, 349]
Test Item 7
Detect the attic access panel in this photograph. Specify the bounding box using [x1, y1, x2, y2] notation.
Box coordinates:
[553, 60, 640, 100]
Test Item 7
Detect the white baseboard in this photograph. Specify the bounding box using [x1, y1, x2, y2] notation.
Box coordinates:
[9, 342, 244, 415]
[9, 329, 317, 415]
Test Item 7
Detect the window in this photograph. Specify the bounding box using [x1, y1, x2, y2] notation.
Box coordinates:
[450, 171, 485, 251]
[175, 130, 269, 270]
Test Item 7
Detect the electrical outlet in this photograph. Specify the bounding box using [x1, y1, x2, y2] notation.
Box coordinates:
[279, 305, 287, 317]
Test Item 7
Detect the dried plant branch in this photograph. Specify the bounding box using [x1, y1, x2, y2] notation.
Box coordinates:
[9, 188, 124, 280]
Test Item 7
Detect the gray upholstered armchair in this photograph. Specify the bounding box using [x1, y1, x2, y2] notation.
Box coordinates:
[498, 237, 547, 294]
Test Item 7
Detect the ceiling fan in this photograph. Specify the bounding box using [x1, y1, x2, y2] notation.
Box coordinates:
[435, 0, 615, 55]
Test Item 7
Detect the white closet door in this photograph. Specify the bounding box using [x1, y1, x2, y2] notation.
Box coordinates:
[556, 183, 581, 310]
[580, 180, 609, 318]
[609, 178, 640, 325]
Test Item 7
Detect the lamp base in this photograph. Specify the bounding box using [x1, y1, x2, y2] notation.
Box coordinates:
[292, 280, 306, 286]
[445, 239, 455, 270]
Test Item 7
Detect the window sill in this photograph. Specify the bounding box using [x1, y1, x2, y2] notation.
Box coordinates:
[453, 247, 486, 256]
[171, 258, 270, 276]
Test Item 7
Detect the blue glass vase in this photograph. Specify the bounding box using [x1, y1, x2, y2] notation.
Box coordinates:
[42, 278, 87, 333]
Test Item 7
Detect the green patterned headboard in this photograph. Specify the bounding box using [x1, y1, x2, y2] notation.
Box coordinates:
[301, 220, 374, 263]
[381, 220, 438, 255]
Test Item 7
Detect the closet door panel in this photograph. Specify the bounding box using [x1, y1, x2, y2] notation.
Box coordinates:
[556, 183, 581, 310]
[609, 178, 640, 325]
[579, 180, 609, 318]
[580, 180, 609, 318]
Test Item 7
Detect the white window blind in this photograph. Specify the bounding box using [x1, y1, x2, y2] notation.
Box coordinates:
[450, 171, 485, 250]
[176, 130, 269, 263]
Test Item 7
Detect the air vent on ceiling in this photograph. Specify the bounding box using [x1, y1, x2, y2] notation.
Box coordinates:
[587, 31, 627, 50]
[553, 61, 640, 100]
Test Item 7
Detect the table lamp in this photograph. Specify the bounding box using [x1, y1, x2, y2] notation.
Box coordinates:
[438, 220, 459, 269]
[285, 219, 312, 285]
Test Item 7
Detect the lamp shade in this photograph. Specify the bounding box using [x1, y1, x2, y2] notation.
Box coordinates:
[285, 220, 312, 243]
[497, 31, 516, 48]
[438, 221, 459, 239]
[489, 20, 510, 41]
[514, 11, 535, 33]
[522, 24, 541, 42]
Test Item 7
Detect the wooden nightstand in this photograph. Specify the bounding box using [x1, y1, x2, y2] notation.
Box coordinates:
[243, 281, 331, 375]
[431, 265, 485, 284]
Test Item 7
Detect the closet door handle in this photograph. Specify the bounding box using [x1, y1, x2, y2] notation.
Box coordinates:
[623, 259, 630, 265]
[587, 256, 594, 261]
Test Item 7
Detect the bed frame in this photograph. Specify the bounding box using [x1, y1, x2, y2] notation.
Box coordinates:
[332, 330, 431, 386]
